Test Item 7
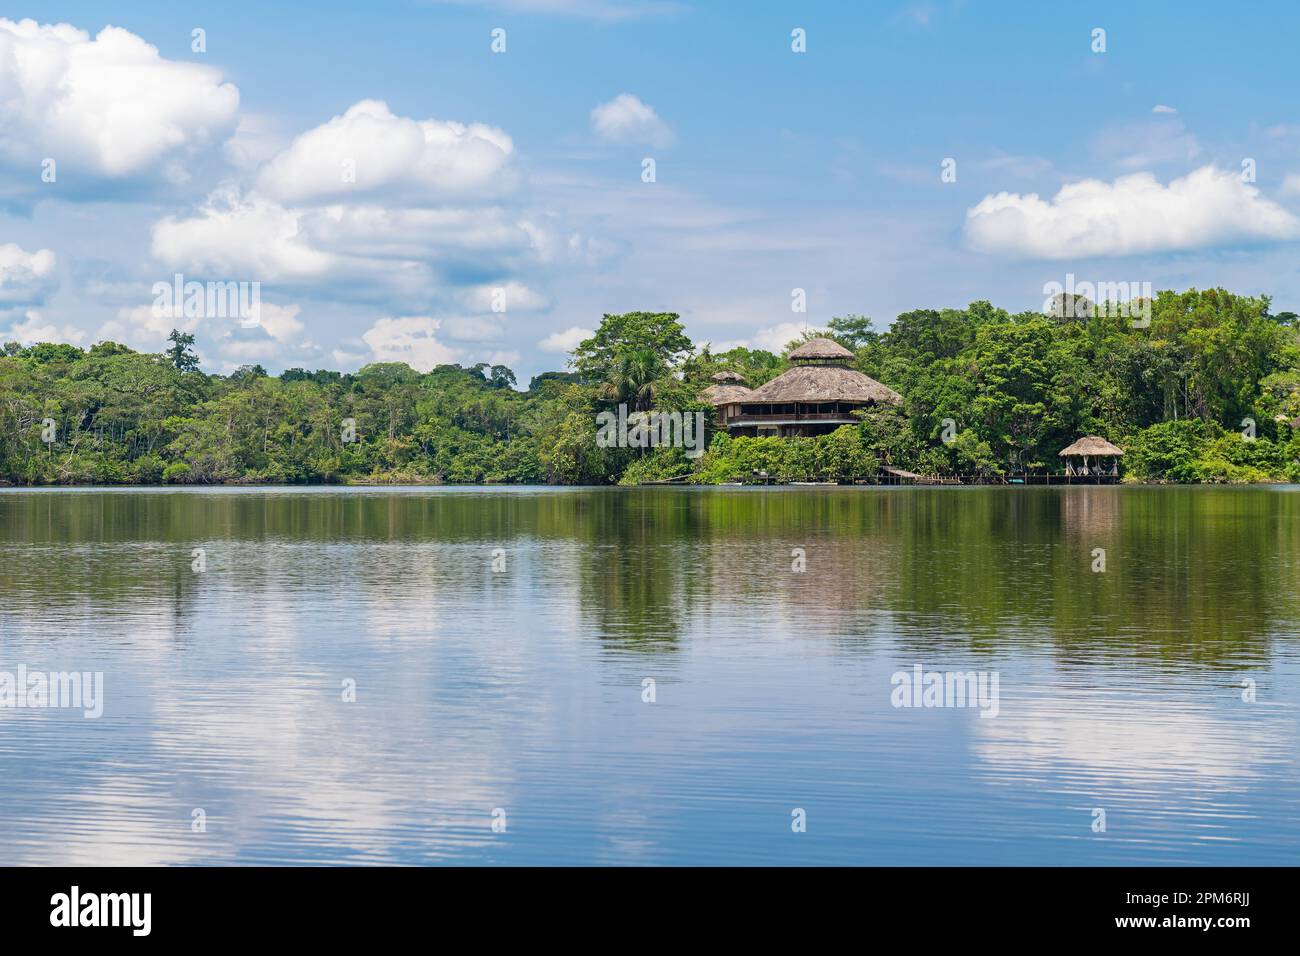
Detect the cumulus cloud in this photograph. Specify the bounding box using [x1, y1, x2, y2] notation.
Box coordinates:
[152, 189, 568, 296]
[98, 298, 305, 363]
[749, 322, 810, 354]
[0, 243, 57, 306]
[151, 186, 337, 280]
[591, 93, 674, 148]
[255, 100, 514, 205]
[96, 303, 197, 354]
[1151, 104, 1177, 114]
[150, 101, 578, 306]
[2, 309, 84, 345]
[253, 302, 304, 343]
[538, 326, 593, 353]
[223, 113, 287, 172]
[965, 165, 1300, 259]
[709, 322, 808, 355]
[0, 18, 239, 180]
[486, 349, 520, 367]
[360, 316, 463, 371]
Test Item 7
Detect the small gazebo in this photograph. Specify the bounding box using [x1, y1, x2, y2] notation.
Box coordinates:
[1059, 436, 1124, 477]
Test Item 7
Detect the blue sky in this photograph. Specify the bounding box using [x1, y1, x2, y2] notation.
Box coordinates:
[3, 0, 1300, 379]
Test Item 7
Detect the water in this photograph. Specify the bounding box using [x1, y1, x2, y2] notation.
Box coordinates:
[1, 485, 1298, 865]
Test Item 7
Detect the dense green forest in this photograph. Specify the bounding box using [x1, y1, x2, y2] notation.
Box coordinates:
[2, 287, 1299, 486]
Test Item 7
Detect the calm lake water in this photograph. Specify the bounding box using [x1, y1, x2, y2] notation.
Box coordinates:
[1, 485, 1298, 866]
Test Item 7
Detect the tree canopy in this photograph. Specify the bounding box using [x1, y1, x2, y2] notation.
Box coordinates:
[1, 293, 1298, 486]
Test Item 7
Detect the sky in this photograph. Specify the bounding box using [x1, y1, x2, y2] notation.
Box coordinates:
[3, 0, 1300, 380]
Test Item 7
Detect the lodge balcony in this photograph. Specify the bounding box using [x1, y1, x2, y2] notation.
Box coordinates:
[724, 403, 865, 437]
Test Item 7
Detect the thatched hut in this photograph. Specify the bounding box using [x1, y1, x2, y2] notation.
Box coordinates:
[699, 371, 753, 426]
[1059, 436, 1124, 477]
[728, 337, 901, 437]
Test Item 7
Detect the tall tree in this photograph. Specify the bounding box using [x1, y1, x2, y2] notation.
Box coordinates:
[166, 330, 200, 373]
[571, 312, 693, 383]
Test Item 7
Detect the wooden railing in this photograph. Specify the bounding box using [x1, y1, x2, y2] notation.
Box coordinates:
[728, 411, 859, 422]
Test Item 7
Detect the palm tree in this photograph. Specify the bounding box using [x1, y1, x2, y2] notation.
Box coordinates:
[599, 349, 665, 412]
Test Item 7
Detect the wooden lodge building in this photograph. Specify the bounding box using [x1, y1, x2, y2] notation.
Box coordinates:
[696, 338, 1127, 483]
[701, 337, 902, 438]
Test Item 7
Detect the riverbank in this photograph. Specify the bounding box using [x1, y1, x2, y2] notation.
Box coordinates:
[2, 475, 1296, 489]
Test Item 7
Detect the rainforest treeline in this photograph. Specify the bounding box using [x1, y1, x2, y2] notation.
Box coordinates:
[2, 288, 1299, 486]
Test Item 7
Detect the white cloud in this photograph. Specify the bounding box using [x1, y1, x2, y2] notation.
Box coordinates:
[223, 113, 287, 171]
[711, 321, 808, 354]
[443, 316, 503, 341]
[99, 298, 304, 366]
[255, 100, 514, 205]
[2, 309, 84, 345]
[151, 186, 337, 280]
[965, 165, 1300, 259]
[750, 322, 809, 354]
[360, 316, 463, 371]
[460, 280, 547, 313]
[145, 98, 607, 362]
[1151, 104, 1178, 114]
[305, 206, 549, 262]
[150, 98, 573, 303]
[486, 350, 520, 367]
[255, 302, 304, 343]
[0, 18, 238, 179]
[96, 303, 197, 353]
[591, 93, 674, 148]
[0, 243, 57, 306]
[1281, 173, 1300, 197]
[331, 347, 367, 369]
[538, 326, 592, 352]
[153, 190, 567, 294]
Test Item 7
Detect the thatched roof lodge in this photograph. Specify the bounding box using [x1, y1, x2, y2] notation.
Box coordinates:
[1059, 436, 1124, 477]
[699, 371, 754, 426]
[727, 337, 902, 438]
[700, 382, 754, 404]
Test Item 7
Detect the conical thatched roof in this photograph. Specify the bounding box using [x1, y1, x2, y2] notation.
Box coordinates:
[710, 370, 747, 383]
[745, 365, 901, 405]
[788, 337, 854, 361]
[1058, 436, 1124, 457]
[700, 383, 754, 405]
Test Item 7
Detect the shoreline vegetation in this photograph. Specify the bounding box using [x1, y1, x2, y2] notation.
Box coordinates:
[3, 288, 1300, 487]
